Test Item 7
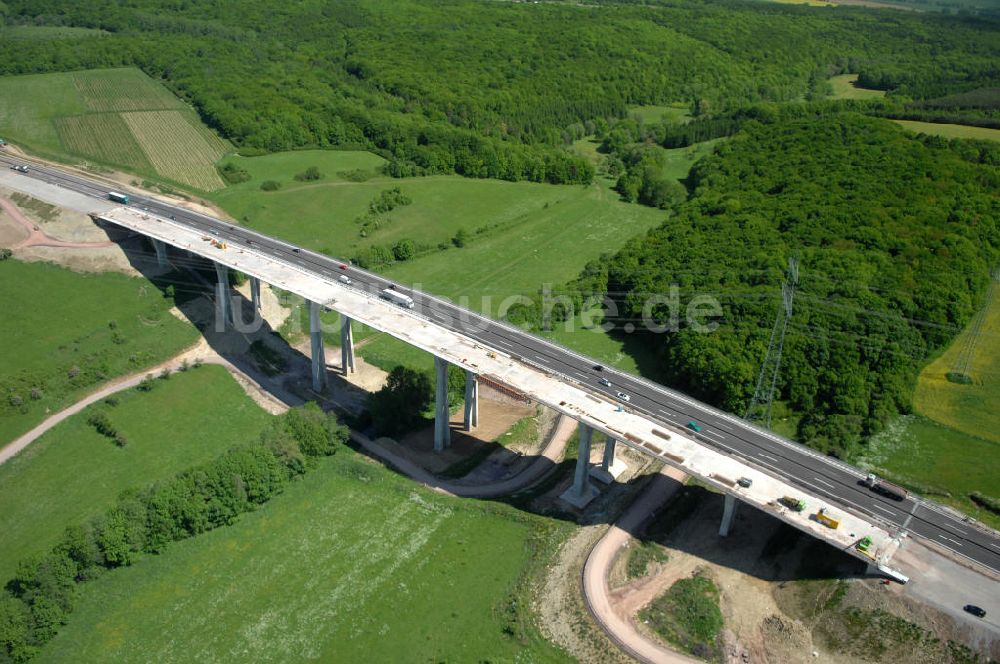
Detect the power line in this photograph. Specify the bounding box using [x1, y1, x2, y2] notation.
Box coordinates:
[950, 270, 999, 381]
[744, 257, 798, 428]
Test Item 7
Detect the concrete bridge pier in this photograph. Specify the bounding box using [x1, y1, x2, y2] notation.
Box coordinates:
[214, 262, 234, 330]
[590, 435, 628, 484]
[309, 300, 327, 392]
[463, 370, 478, 431]
[250, 276, 261, 312]
[340, 315, 355, 375]
[719, 493, 738, 537]
[151, 238, 169, 269]
[434, 356, 451, 452]
[561, 422, 600, 508]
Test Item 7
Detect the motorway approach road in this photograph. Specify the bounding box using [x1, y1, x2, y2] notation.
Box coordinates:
[3, 153, 1000, 578]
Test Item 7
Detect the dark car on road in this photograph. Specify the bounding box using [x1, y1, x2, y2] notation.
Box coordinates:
[964, 605, 986, 618]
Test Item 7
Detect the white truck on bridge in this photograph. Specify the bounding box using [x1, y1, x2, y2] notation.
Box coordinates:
[380, 288, 414, 309]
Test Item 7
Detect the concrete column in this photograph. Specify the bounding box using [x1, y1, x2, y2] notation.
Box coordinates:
[152, 239, 168, 269]
[309, 300, 327, 392]
[602, 436, 617, 472]
[463, 370, 478, 431]
[214, 262, 233, 330]
[560, 422, 600, 508]
[340, 315, 356, 375]
[250, 277, 261, 312]
[434, 356, 450, 452]
[719, 493, 738, 537]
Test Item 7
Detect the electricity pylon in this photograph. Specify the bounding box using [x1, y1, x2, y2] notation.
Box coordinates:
[745, 257, 798, 427]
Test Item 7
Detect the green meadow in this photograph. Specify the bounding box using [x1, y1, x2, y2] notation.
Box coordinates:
[37, 450, 571, 663]
[0, 260, 198, 445]
[0, 366, 273, 580]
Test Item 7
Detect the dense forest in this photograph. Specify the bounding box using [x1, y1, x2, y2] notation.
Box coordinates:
[0, 0, 998, 183]
[558, 113, 1000, 459]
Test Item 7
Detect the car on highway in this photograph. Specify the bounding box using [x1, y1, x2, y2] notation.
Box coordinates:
[737, 477, 753, 488]
[593, 364, 604, 371]
[292, 248, 300, 253]
[963, 604, 986, 618]
[687, 420, 702, 433]
[599, 378, 611, 387]
[339, 274, 352, 285]
[339, 263, 348, 270]
[9, 164, 28, 173]
[616, 391, 630, 402]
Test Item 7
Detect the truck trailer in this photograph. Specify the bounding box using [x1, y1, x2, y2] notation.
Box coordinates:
[380, 288, 414, 309]
[862, 474, 908, 501]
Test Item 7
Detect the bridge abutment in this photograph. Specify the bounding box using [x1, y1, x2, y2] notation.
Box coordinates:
[214, 262, 234, 329]
[561, 422, 599, 508]
[434, 356, 451, 452]
[463, 370, 478, 431]
[309, 300, 327, 392]
[719, 493, 738, 537]
[340, 315, 355, 375]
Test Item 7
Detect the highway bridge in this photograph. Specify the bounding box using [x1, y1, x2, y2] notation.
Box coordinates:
[3, 152, 999, 581]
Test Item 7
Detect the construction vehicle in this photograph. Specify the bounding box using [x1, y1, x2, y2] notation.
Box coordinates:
[862, 473, 908, 501]
[108, 191, 129, 204]
[856, 536, 873, 553]
[210, 239, 227, 250]
[813, 508, 840, 529]
[780, 496, 806, 512]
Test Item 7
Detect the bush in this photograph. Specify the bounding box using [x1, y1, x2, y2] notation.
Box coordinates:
[260, 180, 282, 191]
[0, 248, 12, 261]
[392, 239, 415, 261]
[452, 228, 468, 248]
[136, 375, 156, 392]
[218, 162, 251, 184]
[294, 166, 322, 181]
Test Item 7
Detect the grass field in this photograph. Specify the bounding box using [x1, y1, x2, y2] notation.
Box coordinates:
[213, 150, 665, 303]
[860, 416, 1000, 528]
[0, 259, 199, 445]
[640, 572, 724, 658]
[892, 119, 1000, 142]
[914, 279, 1000, 444]
[660, 139, 724, 182]
[628, 104, 692, 124]
[0, 365, 273, 581]
[0, 68, 230, 190]
[36, 451, 571, 663]
[829, 74, 886, 100]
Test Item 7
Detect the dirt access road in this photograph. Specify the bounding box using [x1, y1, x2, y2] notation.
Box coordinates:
[583, 465, 699, 664]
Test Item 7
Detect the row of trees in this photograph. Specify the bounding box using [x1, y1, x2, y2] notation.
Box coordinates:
[0, 403, 348, 662]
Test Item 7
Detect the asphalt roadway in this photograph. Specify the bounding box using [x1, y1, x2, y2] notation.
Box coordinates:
[4, 153, 999, 581]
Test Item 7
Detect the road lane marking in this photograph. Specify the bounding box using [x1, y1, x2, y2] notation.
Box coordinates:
[705, 430, 724, 440]
[717, 422, 734, 432]
[990, 543, 1000, 551]
[758, 452, 779, 462]
[938, 535, 963, 547]
[871, 504, 896, 517]
[812, 477, 835, 489]
[657, 408, 671, 415]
